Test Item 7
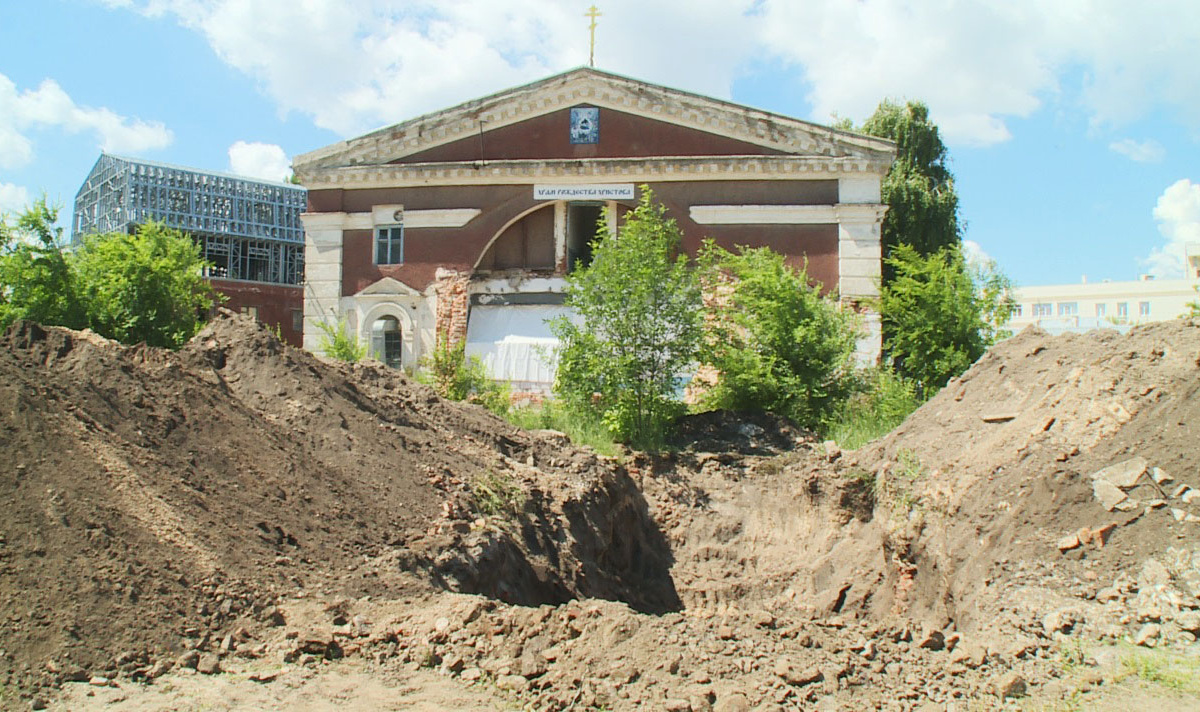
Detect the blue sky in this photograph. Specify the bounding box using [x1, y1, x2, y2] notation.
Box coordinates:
[2, 0, 1198, 287]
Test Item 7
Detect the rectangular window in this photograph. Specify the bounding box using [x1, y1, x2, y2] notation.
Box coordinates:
[1117, 302, 1129, 318]
[1033, 303, 1052, 317]
[1013, 304, 1023, 317]
[240, 305, 259, 320]
[292, 309, 303, 333]
[1139, 301, 1151, 317]
[1095, 303, 1107, 317]
[1057, 302, 1078, 316]
[375, 225, 404, 265]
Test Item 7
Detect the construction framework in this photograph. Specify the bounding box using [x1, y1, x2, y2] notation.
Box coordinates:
[73, 153, 306, 285]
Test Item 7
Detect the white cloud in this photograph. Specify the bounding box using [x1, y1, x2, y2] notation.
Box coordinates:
[0, 183, 30, 214]
[1145, 179, 1200, 279]
[228, 141, 291, 182]
[756, 0, 1200, 146]
[1109, 138, 1165, 163]
[0, 72, 173, 170]
[103, 0, 757, 136]
[961, 239, 995, 270]
[102, 1, 1200, 147]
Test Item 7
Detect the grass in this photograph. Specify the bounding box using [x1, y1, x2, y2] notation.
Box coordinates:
[821, 366, 922, 449]
[1117, 645, 1200, 694]
[504, 400, 621, 457]
[471, 471, 526, 517]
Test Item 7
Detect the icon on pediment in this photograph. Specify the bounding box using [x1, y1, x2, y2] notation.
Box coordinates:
[570, 107, 600, 144]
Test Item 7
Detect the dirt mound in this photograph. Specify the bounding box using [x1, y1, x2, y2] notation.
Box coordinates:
[670, 410, 812, 455]
[857, 320, 1200, 640]
[0, 312, 673, 702]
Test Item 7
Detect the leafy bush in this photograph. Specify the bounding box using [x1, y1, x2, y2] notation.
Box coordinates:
[696, 242, 859, 430]
[880, 244, 1014, 396]
[419, 334, 510, 416]
[471, 471, 525, 517]
[316, 318, 368, 362]
[1, 200, 216, 348]
[550, 188, 703, 448]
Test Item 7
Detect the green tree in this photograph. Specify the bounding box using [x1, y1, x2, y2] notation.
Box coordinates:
[859, 100, 961, 274]
[697, 242, 859, 429]
[419, 332, 510, 416]
[0, 199, 85, 331]
[72, 221, 216, 348]
[550, 188, 703, 446]
[880, 244, 1014, 394]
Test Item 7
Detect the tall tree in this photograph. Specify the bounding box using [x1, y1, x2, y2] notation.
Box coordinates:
[860, 100, 961, 275]
[0, 199, 86, 331]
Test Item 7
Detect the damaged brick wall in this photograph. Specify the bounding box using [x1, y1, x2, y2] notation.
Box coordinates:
[433, 269, 470, 346]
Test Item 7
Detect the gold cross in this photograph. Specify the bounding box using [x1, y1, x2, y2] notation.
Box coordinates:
[585, 5, 602, 67]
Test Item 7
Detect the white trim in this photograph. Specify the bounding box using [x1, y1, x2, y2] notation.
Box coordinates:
[690, 205, 836, 225]
[300, 156, 890, 191]
[306, 208, 483, 232]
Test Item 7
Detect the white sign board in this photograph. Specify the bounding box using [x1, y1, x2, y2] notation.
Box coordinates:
[533, 184, 635, 201]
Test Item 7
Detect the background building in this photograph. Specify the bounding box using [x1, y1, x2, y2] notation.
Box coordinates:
[73, 153, 307, 345]
[1008, 243, 1200, 335]
[293, 67, 894, 390]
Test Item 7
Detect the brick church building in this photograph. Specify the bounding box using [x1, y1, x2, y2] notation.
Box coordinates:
[293, 68, 894, 390]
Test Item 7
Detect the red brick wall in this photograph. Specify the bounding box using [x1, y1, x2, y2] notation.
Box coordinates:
[208, 279, 303, 346]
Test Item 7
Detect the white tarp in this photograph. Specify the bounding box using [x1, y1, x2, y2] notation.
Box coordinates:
[465, 305, 577, 388]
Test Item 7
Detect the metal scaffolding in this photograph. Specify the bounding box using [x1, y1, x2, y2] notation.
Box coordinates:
[73, 153, 307, 285]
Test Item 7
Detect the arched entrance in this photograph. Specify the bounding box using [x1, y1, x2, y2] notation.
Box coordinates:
[370, 316, 402, 369]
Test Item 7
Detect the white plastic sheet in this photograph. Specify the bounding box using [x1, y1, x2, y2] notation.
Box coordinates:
[465, 305, 577, 389]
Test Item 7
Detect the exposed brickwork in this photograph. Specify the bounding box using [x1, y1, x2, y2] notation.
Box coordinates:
[433, 269, 470, 346]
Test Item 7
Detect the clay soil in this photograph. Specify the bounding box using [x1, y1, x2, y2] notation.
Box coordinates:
[2, 311, 1199, 710]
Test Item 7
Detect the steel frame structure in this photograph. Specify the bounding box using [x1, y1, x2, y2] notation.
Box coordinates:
[73, 153, 306, 285]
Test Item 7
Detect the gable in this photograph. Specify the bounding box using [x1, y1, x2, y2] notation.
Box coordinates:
[294, 68, 895, 175]
[392, 106, 787, 164]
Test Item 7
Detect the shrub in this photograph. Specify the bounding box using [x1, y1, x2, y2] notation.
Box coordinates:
[419, 334, 510, 416]
[822, 366, 921, 449]
[316, 317, 368, 362]
[696, 242, 859, 430]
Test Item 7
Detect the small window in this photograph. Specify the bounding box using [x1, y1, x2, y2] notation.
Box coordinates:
[1033, 303, 1052, 317]
[566, 203, 604, 272]
[1117, 302, 1129, 318]
[292, 309, 303, 332]
[1139, 301, 1151, 317]
[375, 225, 404, 265]
[1095, 303, 1107, 317]
[240, 305, 259, 320]
[1013, 304, 1023, 317]
[1057, 302, 1078, 316]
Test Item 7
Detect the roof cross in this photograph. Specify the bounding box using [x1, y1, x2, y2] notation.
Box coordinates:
[585, 5, 601, 68]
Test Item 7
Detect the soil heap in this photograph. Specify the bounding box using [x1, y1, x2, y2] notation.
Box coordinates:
[2, 313, 1199, 711]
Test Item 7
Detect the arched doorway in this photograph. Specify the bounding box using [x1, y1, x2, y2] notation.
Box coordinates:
[371, 316, 402, 369]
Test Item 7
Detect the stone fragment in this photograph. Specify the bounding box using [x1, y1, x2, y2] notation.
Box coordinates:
[917, 629, 945, 650]
[196, 654, 220, 675]
[949, 643, 987, 669]
[1096, 587, 1121, 603]
[1172, 508, 1187, 522]
[176, 650, 200, 670]
[518, 652, 547, 678]
[30, 697, 48, 710]
[1042, 609, 1077, 635]
[1135, 623, 1161, 647]
[1091, 457, 1148, 489]
[496, 674, 529, 693]
[1186, 514, 1200, 523]
[147, 660, 172, 679]
[664, 700, 692, 712]
[994, 672, 1027, 699]
[1141, 559, 1171, 586]
[1093, 480, 1127, 511]
[1176, 611, 1200, 633]
[1057, 534, 1080, 552]
[713, 693, 751, 712]
[88, 676, 111, 687]
[773, 659, 822, 686]
[1151, 467, 1174, 485]
[1115, 499, 1140, 511]
[1146, 499, 1167, 508]
[1172, 484, 1190, 498]
[1183, 490, 1200, 505]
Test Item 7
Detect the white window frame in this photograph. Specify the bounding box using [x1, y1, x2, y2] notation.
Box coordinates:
[375, 224, 404, 265]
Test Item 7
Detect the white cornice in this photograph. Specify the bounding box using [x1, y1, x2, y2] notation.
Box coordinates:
[300, 155, 890, 191]
[301, 208, 481, 231]
[691, 204, 888, 225]
[294, 68, 895, 172]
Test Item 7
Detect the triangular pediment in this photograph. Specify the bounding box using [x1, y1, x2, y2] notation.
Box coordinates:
[295, 68, 894, 173]
[356, 277, 421, 297]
